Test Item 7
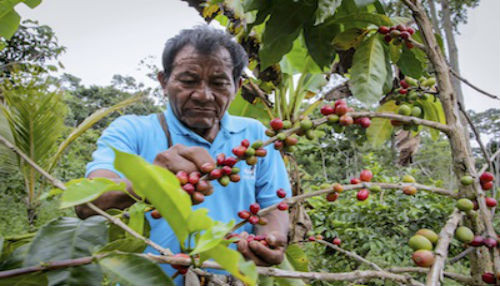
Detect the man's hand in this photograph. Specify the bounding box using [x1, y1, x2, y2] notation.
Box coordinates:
[153, 144, 216, 204]
[237, 231, 287, 266]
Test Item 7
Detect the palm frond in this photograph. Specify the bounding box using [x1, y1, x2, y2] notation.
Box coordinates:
[1, 79, 67, 171]
[0, 109, 19, 174]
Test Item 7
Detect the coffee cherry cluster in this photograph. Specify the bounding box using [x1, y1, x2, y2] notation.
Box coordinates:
[378, 24, 415, 49]
[266, 118, 301, 152]
[238, 203, 264, 225]
[325, 183, 343, 202]
[308, 234, 323, 241]
[480, 171, 495, 191]
[176, 170, 210, 203]
[469, 235, 498, 249]
[211, 154, 241, 186]
[349, 169, 374, 201]
[246, 234, 269, 246]
[388, 76, 438, 129]
[322, 99, 371, 130]
[401, 175, 418, 196]
[408, 228, 437, 267]
[232, 139, 267, 165]
[227, 233, 271, 247]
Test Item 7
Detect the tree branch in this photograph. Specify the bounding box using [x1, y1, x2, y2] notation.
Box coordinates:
[0, 134, 173, 256]
[230, 182, 457, 233]
[348, 111, 451, 134]
[426, 210, 463, 286]
[316, 240, 383, 271]
[458, 103, 492, 170]
[448, 247, 474, 264]
[388, 267, 474, 285]
[449, 68, 500, 100]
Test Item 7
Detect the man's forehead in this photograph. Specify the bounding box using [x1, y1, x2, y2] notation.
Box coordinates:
[173, 45, 233, 67]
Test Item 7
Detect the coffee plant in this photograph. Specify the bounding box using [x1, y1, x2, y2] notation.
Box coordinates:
[0, 0, 499, 285]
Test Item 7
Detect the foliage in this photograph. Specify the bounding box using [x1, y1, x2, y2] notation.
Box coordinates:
[0, 1, 41, 41]
[0, 19, 65, 76]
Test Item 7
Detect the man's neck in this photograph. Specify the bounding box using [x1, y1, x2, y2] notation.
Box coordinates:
[192, 124, 220, 143]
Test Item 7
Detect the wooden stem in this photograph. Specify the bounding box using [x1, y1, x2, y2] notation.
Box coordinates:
[426, 210, 463, 286]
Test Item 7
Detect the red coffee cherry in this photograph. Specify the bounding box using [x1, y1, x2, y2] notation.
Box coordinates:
[249, 203, 260, 215]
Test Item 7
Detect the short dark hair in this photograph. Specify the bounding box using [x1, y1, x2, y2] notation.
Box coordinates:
[161, 25, 248, 83]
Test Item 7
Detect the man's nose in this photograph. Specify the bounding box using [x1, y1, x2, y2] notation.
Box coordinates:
[192, 82, 214, 102]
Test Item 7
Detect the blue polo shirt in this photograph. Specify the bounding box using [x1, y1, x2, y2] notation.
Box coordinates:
[86, 105, 291, 282]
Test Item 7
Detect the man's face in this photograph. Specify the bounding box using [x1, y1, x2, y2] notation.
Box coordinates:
[161, 45, 239, 130]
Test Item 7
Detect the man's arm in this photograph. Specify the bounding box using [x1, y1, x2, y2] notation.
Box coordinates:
[77, 145, 216, 218]
[75, 169, 136, 219]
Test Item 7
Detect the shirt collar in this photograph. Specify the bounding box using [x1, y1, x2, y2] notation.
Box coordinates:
[164, 104, 245, 136]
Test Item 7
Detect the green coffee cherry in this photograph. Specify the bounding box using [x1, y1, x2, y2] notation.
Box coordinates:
[411, 106, 422, 117]
[398, 104, 412, 116]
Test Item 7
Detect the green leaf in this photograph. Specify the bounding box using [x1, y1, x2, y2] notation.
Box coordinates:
[0, 273, 48, 286]
[96, 238, 146, 254]
[228, 90, 270, 121]
[383, 45, 394, 94]
[389, 43, 402, 63]
[366, 100, 398, 146]
[274, 256, 307, 286]
[416, 97, 446, 140]
[127, 202, 147, 237]
[201, 243, 257, 286]
[397, 46, 425, 78]
[98, 253, 174, 286]
[349, 33, 387, 104]
[303, 19, 339, 69]
[191, 221, 234, 255]
[23, 216, 108, 285]
[332, 28, 367, 51]
[285, 244, 309, 272]
[113, 149, 191, 243]
[21, 0, 41, 8]
[60, 177, 126, 209]
[280, 34, 322, 75]
[39, 188, 63, 201]
[328, 12, 392, 27]
[259, 0, 317, 69]
[0, 10, 20, 40]
[187, 208, 214, 233]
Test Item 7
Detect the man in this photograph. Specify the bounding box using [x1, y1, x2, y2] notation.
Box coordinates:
[76, 26, 291, 284]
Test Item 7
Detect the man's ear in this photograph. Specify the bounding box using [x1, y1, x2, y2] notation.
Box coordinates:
[157, 71, 167, 90]
[235, 77, 243, 92]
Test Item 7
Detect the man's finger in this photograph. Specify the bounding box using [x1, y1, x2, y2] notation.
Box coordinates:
[153, 149, 198, 174]
[249, 241, 284, 265]
[237, 239, 269, 266]
[178, 146, 216, 171]
[266, 233, 287, 248]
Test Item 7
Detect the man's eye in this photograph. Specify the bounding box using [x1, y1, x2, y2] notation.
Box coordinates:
[212, 81, 228, 87]
[180, 79, 196, 85]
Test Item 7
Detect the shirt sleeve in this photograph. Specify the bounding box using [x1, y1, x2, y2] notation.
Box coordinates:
[85, 115, 139, 178]
[255, 124, 292, 208]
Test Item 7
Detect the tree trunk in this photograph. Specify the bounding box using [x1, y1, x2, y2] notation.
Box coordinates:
[402, 0, 499, 283]
[427, 0, 442, 38]
[440, 0, 464, 105]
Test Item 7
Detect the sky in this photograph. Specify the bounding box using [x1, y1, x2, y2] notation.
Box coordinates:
[15, 0, 500, 112]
